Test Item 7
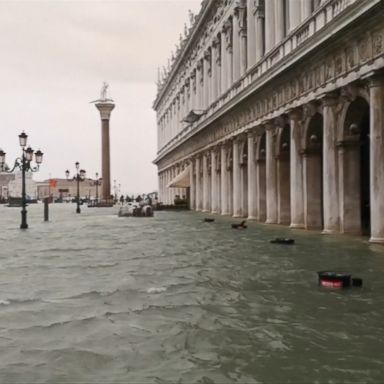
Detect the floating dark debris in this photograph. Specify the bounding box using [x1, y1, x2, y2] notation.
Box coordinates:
[270, 238, 295, 245]
[231, 221, 247, 229]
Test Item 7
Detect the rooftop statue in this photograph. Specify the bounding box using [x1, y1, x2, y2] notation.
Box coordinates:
[100, 81, 109, 100]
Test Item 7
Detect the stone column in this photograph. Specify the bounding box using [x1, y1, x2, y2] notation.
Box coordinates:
[274, 0, 285, 46]
[196, 62, 202, 110]
[301, 0, 312, 21]
[221, 144, 230, 215]
[211, 39, 218, 102]
[95, 101, 115, 202]
[195, 156, 202, 211]
[233, 12, 240, 82]
[266, 124, 278, 223]
[223, 19, 233, 91]
[220, 30, 227, 93]
[256, 134, 266, 222]
[211, 150, 219, 213]
[190, 72, 196, 110]
[368, 72, 384, 243]
[202, 153, 210, 212]
[247, 0, 256, 68]
[255, 3, 265, 62]
[237, 3, 247, 76]
[322, 94, 340, 234]
[247, 132, 258, 219]
[189, 160, 195, 210]
[204, 50, 211, 108]
[289, 0, 301, 32]
[232, 139, 242, 217]
[265, 0, 275, 53]
[289, 109, 305, 228]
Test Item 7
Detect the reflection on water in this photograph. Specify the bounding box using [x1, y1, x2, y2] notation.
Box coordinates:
[0, 204, 384, 383]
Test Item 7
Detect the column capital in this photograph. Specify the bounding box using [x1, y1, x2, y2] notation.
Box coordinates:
[274, 115, 288, 128]
[287, 107, 303, 121]
[319, 91, 339, 106]
[364, 69, 384, 88]
[264, 121, 275, 131]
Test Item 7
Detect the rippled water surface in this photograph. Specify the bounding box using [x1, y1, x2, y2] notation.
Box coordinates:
[1, 203, 384, 383]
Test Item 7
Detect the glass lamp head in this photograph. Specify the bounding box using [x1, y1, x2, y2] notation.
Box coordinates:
[18, 131, 28, 147]
[35, 149, 43, 164]
[65, 169, 70, 179]
[80, 169, 86, 180]
[25, 146, 34, 161]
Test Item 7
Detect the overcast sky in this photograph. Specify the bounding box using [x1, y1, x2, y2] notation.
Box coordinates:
[0, 0, 201, 195]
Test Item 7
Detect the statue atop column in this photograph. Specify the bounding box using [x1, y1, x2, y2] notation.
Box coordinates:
[92, 82, 114, 103]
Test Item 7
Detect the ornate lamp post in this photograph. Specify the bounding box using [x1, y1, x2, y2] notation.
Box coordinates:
[65, 162, 86, 214]
[0, 132, 44, 229]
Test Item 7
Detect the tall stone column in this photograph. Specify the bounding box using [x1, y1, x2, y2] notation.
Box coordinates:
[265, 0, 275, 53]
[196, 62, 202, 110]
[233, 12, 240, 82]
[289, 0, 301, 32]
[220, 30, 227, 93]
[211, 39, 218, 102]
[247, 0, 256, 68]
[189, 160, 195, 210]
[195, 156, 202, 211]
[266, 124, 278, 223]
[202, 153, 210, 212]
[289, 109, 305, 228]
[236, 3, 247, 76]
[256, 134, 267, 222]
[322, 94, 340, 234]
[255, 3, 265, 62]
[221, 144, 230, 215]
[211, 150, 219, 214]
[247, 132, 258, 219]
[223, 19, 233, 91]
[95, 100, 115, 202]
[274, 0, 285, 46]
[233, 139, 242, 217]
[368, 72, 384, 243]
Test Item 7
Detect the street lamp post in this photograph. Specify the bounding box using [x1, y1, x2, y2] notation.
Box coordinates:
[0, 132, 44, 229]
[65, 162, 86, 214]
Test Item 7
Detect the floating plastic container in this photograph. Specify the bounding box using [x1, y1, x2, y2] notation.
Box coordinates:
[317, 271, 352, 288]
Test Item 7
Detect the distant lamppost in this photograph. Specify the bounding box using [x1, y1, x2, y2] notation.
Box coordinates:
[0, 132, 44, 229]
[65, 162, 86, 214]
[93, 172, 102, 203]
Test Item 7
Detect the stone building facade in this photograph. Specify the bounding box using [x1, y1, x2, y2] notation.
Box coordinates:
[153, 0, 384, 243]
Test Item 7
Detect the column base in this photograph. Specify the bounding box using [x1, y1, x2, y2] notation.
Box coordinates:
[202, 209, 210, 213]
[322, 229, 338, 235]
[232, 214, 242, 218]
[369, 237, 384, 244]
[221, 212, 231, 216]
[290, 223, 305, 229]
[265, 219, 277, 224]
[247, 216, 258, 220]
[211, 210, 218, 214]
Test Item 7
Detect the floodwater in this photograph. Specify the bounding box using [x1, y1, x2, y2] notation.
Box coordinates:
[0, 203, 384, 383]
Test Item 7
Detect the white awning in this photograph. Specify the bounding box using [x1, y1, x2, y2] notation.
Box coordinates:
[166, 166, 190, 188]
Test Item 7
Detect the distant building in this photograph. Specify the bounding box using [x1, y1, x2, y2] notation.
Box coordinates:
[36, 178, 104, 201]
[7, 171, 38, 199]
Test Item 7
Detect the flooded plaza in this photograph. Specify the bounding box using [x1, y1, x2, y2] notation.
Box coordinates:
[0, 203, 384, 383]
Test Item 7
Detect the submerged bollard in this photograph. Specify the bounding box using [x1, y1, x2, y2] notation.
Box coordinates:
[44, 198, 49, 222]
